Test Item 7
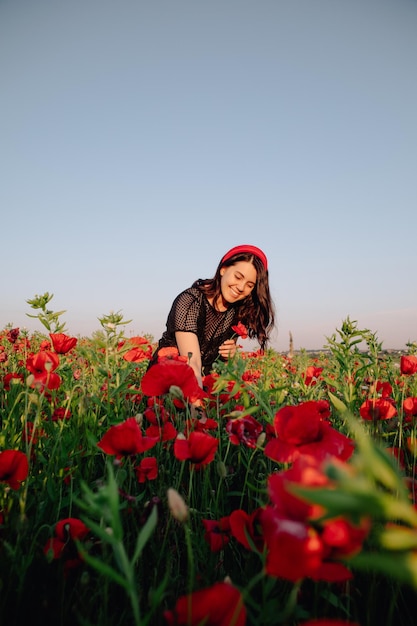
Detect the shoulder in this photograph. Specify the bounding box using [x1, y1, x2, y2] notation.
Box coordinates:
[172, 286, 203, 307]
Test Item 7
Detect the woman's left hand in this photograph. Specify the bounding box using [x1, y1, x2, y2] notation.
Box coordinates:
[218, 339, 237, 360]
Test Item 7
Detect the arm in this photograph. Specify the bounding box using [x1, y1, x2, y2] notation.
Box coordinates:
[175, 331, 203, 388]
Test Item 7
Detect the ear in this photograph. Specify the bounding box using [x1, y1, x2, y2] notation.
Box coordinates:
[220, 267, 225, 276]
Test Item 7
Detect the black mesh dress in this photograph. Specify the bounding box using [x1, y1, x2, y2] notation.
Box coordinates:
[150, 284, 239, 374]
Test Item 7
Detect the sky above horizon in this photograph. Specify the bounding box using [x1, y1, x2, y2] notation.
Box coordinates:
[1, 0, 416, 352]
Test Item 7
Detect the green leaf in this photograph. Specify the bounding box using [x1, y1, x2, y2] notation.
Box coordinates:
[132, 505, 158, 565]
[76, 542, 128, 589]
[328, 391, 348, 415]
[349, 551, 417, 588]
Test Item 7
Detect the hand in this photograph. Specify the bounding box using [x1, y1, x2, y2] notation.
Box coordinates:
[191, 401, 207, 422]
[218, 339, 237, 360]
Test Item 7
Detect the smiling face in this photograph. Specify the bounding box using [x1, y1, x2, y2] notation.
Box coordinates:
[219, 261, 257, 308]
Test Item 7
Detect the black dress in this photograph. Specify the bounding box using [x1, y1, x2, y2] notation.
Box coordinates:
[150, 284, 239, 374]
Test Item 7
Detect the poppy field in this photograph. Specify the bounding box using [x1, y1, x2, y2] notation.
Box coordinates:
[1, 293, 417, 626]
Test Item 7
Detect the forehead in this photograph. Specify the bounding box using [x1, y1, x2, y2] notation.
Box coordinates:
[229, 261, 257, 282]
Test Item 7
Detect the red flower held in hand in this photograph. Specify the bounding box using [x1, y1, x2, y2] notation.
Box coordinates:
[174, 431, 219, 469]
[49, 333, 78, 354]
[264, 400, 354, 464]
[231, 321, 248, 339]
[401, 355, 417, 375]
[141, 360, 208, 404]
[226, 415, 263, 449]
[0, 449, 29, 490]
[164, 580, 246, 626]
[359, 398, 397, 421]
[98, 417, 158, 459]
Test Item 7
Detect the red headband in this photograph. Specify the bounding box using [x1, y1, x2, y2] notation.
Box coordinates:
[221, 245, 268, 270]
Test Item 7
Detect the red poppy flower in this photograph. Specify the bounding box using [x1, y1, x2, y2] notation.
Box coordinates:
[242, 369, 262, 383]
[26, 350, 61, 390]
[226, 415, 263, 448]
[264, 401, 354, 464]
[185, 416, 219, 434]
[229, 508, 265, 552]
[173, 431, 219, 469]
[261, 456, 369, 583]
[97, 417, 158, 459]
[404, 397, 417, 417]
[0, 449, 29, 490]
[359, 398, 397, 421]
[302, 365, 324, 386]
[49, 333, 78, 354]
[143, 401, 170, 425]
[135, 457, 158, 483]
[261, 506, 324, 582]
[376, 380, 393, 398]
[55, 517, 90, 541]
[231, 322, 248, 339]
[123, 344, 153, 362]
[141, 360, 208, 404]
[401, 355, 417, 375]
[44, 517, 89, 571]
[51, 407, 71, 421]
[202, 516, 231, 552]
[146, 422, 177, 442]
[6, 328, 20, 343]
[3, 372, 24, 391]
[164, 580, 246, 626]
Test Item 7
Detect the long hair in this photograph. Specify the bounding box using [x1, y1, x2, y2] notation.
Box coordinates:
[194, 251, 275, 349]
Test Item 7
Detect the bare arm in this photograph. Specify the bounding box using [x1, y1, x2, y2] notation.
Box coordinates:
[175, 331, 203, 388]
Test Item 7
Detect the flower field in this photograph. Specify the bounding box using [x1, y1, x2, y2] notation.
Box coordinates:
[1, 294, 417, 626]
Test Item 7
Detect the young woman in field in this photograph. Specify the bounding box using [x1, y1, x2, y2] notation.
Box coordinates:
[148, 244, 275, 388]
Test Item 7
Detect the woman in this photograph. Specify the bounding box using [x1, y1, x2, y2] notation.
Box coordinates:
[149, 245, 275, 388]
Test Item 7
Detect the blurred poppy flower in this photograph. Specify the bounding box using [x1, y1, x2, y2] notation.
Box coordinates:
[173, 431, 219, 469]
[401, 355, 417, 375]
[6, 328, 20, 343]
[264, 401, 354, 464]
[26, 350, 61, 390]
[44, 517, 89, 572]
[146, 421, 177, 442]
[164, 580, 246, 626]
[3, 372, 24, 391]
[0, 449, 29, 490]
[229, 507, 265, 552]
[202, 516, 231, 552]
[302, 365, 324, 386]
[359, 398, 397, 421]
[141, 360, 208, 404]
[49, 333, 78, 354]
[376, 380, 393, 398]
[123, 337, 153, 362]
[404, 397, 417, 418]
[135, 457, 158, 483]
[261, 456, 369, 583]
[98, 417, 158, 459]
[226, 415, 263, 448]
[51, 407, 71, 421]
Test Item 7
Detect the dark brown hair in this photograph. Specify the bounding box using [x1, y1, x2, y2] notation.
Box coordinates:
[195, 251, 275, 349]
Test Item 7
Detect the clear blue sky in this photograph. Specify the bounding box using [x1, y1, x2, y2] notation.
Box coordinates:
[1, 0, 416, 351]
